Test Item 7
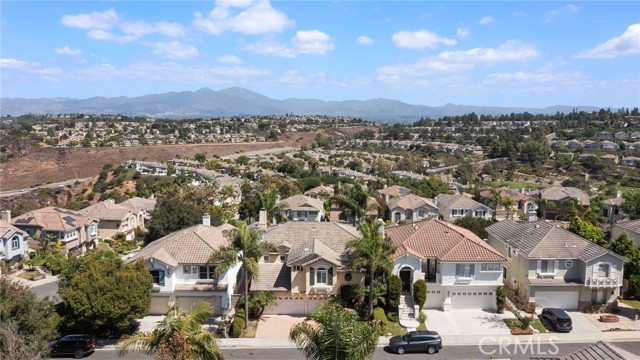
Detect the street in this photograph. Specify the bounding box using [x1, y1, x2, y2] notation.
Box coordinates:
[50, 341, 640, 360]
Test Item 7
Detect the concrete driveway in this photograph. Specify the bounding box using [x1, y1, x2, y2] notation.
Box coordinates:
[425, 310, 515, 335]
[255, 315, 306, 338]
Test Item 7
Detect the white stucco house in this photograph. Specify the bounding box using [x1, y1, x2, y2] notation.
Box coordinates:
[436, 194, 493, 223]
[279, 194, 324, 222]
[386, 218, 507, 311]
[0, 210, 29, 263]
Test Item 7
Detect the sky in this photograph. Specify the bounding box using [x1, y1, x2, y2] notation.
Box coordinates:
[1, 1, 639, 108]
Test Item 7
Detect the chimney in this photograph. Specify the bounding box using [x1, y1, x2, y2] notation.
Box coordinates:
[258, 208, 268, 229]
[202, 213, 211, 227]
[1, 210, 10, 223]
[377, 218, 385, 236]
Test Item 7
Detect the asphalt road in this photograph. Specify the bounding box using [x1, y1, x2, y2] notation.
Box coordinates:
[0, 177, 90, 197]
[50, 341, 640, 360]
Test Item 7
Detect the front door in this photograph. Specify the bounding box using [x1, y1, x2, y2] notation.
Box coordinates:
[399, 268, 412, 293]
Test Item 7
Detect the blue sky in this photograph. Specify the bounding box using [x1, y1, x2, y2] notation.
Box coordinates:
[1, 1, 639, 108]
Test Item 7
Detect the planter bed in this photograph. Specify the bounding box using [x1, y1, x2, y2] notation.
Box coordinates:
[599, 314, 620, 323]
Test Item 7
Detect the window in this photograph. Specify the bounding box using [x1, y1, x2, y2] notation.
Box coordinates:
[199, 266, 216, 280]
[11, 236, 20, 250]
[452, 209, 463, 216]
[418, 210, 426, 218]
[183, 265, 197, 274]
[507, 247, 513, 259]
[539, 260, 555, 274]
[455, 264, 475, 278]
[565, 260, 573, 268]
[129, 217, 135, 227]
[150, 270, 165, 286]
[316, 268, 327, 284]
[474, 210, 486, 217]
[598, 264, 610, 278]
[481, 263, 501, 271]
[263, 255, 269, 261]
[344, 273, 352, 282]
[309, 267, 333, 286]
[89, 224, 97, 235]
[280, 255, 286, 262]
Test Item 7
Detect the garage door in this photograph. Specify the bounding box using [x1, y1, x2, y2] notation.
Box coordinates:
[264, 298, 308, 315]
[450, 290, 495, 311]
[535, 291, 578, 310]
[177, 297, 222, 315]
[425, 289, 443, 309]
[149, 297, 169, 315]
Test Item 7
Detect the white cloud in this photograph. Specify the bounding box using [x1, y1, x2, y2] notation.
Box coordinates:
[484, 71, 586, 84]
[275, 70, 370, 89]
[356, 35, 374, 45]
[61, 9, 119, 30]
[54, 46, 83, 55]
[574, 23, 640, 59]
[377, 40, 539, 81]
[246, 30, 334, 57]
[87, 30, 137, 43]
[456, 27, 470, 39]
[278, 70, 307, 85]
[392, 30, 457, 49]
[218, 55, 243, 64]
[152, 41, 200, 59]
[479, 16, 494, 25]
[0, 58, 62, 81]
[544, 4, 579, 24]
[121, 21, 186, 38]
[193, 0, 293, 36]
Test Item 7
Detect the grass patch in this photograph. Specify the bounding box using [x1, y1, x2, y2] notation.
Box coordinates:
[485, 181, 549, 189]
[417, 322, 427, 331]
[97, 242, 113, 252]
[241, 321, 258, 338]
[17, 270, 43, 281]
[385, 321, 407, 336]
[503, 318, 522, 329]
[530, 320, 548, 333]
[621, 299, 640, 311]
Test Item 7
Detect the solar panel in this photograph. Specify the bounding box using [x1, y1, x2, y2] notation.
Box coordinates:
[15, 217, 32, 223]
[63, 216, 75, 222]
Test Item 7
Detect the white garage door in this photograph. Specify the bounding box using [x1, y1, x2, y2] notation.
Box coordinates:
[450, 290, 495, 311]
[149, 297, 169, 315]
[264, 298, 308, 315]
[535, 291, 579, 310]
[177, 297, 222, 315]
[425, 289, 443, 309]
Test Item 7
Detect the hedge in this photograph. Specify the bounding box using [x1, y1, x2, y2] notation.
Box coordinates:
[230, 308, 245, 338]
[372, 307, 388, 328]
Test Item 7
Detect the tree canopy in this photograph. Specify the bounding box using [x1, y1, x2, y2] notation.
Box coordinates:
[621, 190, 640, 220]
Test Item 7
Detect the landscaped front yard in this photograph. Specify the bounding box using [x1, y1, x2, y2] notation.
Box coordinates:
[503, 318, 548, 333]
[386, 321, 407, 336]
[17, 270, 45, 281]
[621, 299, 640, 311]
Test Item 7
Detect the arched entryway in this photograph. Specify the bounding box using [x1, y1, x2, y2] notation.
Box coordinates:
[399, 267, 413, 294]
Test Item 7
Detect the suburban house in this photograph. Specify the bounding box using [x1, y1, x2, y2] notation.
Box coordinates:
[601, 140, 620, 151]
[0, 210, 29, 263]
[479, 187, 536, 221]
[303, 185, 334, 198]
[79, 200, 139, 240]
[279, 194, 324, 222]
[534, 187, 590, 220]
[387, 194, 438, 223]
[621, 156, 640, 167]
[126, 215, 240, 316]
[583, 140, 600, 150]
[386, 218, 507, 311]
[600, 154, 619, 165]
[435, 193, 493, 223]
[118, 196, 157, 230]
[487, 220, 626, 310]
[601, 195, 625, 224]
[12, 207, 99, 254]
[252, 221, 365, 315]
[377, 185, 412, 205]
[611, 220, 640, 248]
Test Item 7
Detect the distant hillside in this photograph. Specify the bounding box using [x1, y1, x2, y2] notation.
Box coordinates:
[0, 87, 601, 122]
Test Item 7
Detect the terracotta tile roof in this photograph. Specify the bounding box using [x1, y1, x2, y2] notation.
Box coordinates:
[12, 207, 97, 231]
[0, 220, 25, 240]
[252, 263, 291, 291]
[175, 283, 228, 291]
[119, 197, 157, 212]
[126, 223, 233, 267]
[377, 185, 412, 197]
[79, 200, 132, 221]
[280, 195, 324, 212]
[388, 194, 437, 211]
[386, 218, 506, 262]
[486, 220, 625, 262]
[304, 185, 334, 197]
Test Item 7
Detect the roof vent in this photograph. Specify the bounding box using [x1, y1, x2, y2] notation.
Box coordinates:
[534, 224, 540, 228]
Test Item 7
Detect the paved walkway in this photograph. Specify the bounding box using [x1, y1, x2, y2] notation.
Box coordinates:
[425, 310, 515, 335]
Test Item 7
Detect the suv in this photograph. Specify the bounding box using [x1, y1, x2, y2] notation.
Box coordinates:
[540, 308, 573, 332]
[49, 334, 97, 359]
[388, 330, 442, 354]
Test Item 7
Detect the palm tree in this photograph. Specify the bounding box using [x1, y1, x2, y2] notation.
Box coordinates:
[289, 302, 383, 360]
[208, 220, 275, 329]
[330, 183, 378, 225]
[346, 220, 395, 319]
[117, 301, 222, 360]
[258, 189, 288, 225]
[249, 291, 277, 319]
[500, 196, 516, 220]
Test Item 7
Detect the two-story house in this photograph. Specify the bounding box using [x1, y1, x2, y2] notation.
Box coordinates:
[12, 207, 99, 255]
[279, 194, 324, 222]
[534, 187, 590, 220]
[387, 194, 438, 223]
[387, 218, 507, 311]
[611, 219, 640, 248]
[487, 220, 626, 310]
[303, 185, 334, 199]
[377, 185, 412, 205]
[479, 187, 536, 221]
[79, 200, 139, 240]
[126, 215, 240, 316]
[436, 194, 493, 223]
[601, 194, 625, 224]
[0, 210, 29, 263]
[252, 221, 365, 315]
[118, 196, 157, 230]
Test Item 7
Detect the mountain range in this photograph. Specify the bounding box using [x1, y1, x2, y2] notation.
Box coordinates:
[0, 87, 602, 122]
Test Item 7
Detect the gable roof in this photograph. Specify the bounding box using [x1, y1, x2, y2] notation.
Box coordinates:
[0, 220, 25, 240]
[280, 194, 324, 211]
[12, 207, 97, 231]
[386, 218, 506, 262]
[304, 185, 334, 196]
[388, 194, 438, 211]
[480, 187, 532, 202]
[612, 219, 640, 235]
[79, 200, 132, 222]
[436, 194, 491, 211]
[118, 197, 157, 212]
[538, 187, 590, 206]
[486, 220, 625, 262]
[126, 223, 234, 267]
[251, 262, 291, 292]
[377, 185, 412, 197]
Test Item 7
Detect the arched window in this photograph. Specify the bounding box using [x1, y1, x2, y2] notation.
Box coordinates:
[89, 224, 97, 235]
[11, 236, 20, 250]
[316, 267, 327, 284]
[129, 217, 135, 228]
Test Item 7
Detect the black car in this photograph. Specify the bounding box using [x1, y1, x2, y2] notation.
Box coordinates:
[540, 308, 573, 332]
[49, 334, 97, 359]
[388, 330, 442, 354]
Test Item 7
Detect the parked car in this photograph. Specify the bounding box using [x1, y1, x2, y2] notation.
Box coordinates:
[49, 334, 96, 358]
[388, 330, 442, 354]
[540, 308, 573, 332]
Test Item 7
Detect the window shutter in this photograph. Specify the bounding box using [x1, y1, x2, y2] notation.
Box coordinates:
[554, 260, 559, 275]
[536, 260, 541, 274]
[159, 270, 165, 286]
[592, 263, 599, 279]
[328, 267, 333, 285]
[470, 264, 475, 276]
[309, 267, 315, 286]
[610, 264, 616, 278]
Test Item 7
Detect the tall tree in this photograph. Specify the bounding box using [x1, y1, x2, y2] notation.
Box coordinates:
[117, 302, 222, 360]
[500, 195, 516, 220]
[145, 197, 204, 243]
[568, 218, 606, 247]
[208, 221, 275, 329]
[490, 188, 502, 221]
[258, 189, 288, 225]
[346, 220, 395, 319]
[289, 302, 383, 360]
[330, 183, 377, 225]
[621, 190, 640, 220]
[609, 232, 640, 278]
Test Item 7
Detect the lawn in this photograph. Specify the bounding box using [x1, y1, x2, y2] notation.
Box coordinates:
[485, 181, 549, 190]
[97, 242, 113, 252]
[504, 318, 547, 333]
[503, 318, 522, 329]
[386, 321, 407, 336]
[241, 321, 258, 338]
[621, 299, 640, 311]
[530, 320, 548, 333]
[17, 270, 43, 281]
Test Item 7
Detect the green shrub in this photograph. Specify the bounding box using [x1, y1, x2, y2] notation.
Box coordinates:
[386, 311, 398, 323]
[417, 311, 426, 324]
[496, 287, 506, 313]
[628, 274, 640, 298]
[230, 308, 245, 338]
[372, 307, 388, 328]
[386, 275, 402, 313]
[412, 280, 427, 309]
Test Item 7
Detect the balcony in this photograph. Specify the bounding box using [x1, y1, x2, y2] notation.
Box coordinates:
[586, 277, 619, 287]
[425, 273, 441, 283]
[310, 284, 332, 293]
